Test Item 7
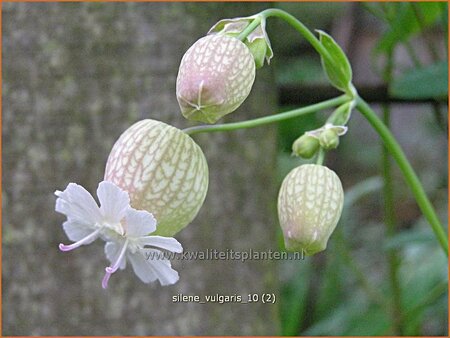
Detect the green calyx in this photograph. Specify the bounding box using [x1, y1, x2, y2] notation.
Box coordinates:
[303, 123, 348, 152]
[278, 164, 344, 256]
[208, 15, 273, 69]
[319, 128, 340, 150]
[327, 101, 354, 126]
[292, 134, 320, 159]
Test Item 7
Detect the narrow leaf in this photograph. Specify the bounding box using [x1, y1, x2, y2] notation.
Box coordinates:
[317, 30, 352, 93]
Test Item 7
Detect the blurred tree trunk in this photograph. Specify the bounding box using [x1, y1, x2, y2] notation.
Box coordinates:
[3, 3, 279, 335]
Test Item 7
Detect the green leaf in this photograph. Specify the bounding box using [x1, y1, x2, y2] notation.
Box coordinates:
[376, 2, 442, 53]
[390, 61, 448, 99]
[317, 30, 352, 93]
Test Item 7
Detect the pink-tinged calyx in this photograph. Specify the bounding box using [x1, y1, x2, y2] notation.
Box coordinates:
[104, 119, 209, 236]
[176, 34, 256, 124]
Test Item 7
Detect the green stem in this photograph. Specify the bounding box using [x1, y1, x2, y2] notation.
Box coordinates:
[382, 110, 403, 335]
[382, 50, 403, 335]
[356, 97, 448, 256]
[237, 16, 261, 41]
[183, 95, 348, 135]
[316, 148, 325, 165]
[259, 8, 334, 65]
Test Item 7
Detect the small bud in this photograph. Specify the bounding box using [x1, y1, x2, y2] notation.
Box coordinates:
[278, 164, 344, 255]
[176, 34, 256, 124]
[104, 119, 209, 236]
[306, 123, 347, 150]
[292, 134, 320, 159]
[319, 128, 340, 149]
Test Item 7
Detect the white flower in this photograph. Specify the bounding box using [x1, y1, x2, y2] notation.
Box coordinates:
[55, 181, 183, 288]
[101, 207, 183, 288]
[55, 181, 129, 250]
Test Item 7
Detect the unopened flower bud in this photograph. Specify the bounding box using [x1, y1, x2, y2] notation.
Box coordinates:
[292, 134, 320, 159]
[176, 34, 256, 124]
[104, 119, 209, 236]
[319, 128, 340, 149]
[278, 164, 344, 255]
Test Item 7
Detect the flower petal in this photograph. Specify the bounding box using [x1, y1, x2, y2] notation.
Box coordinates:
[128, 251, 157, 283]
[129, 250, 179, 286]
[137, 236, 183, 253]
[62, 220, 97, 242]
[104, 241, 127, 270]
[124, 208, 156, 237]
[55, 183, 102, 224]
[97, 181, 130, 224]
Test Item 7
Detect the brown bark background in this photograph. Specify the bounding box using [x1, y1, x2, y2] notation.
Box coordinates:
[3, 3, 279, 335]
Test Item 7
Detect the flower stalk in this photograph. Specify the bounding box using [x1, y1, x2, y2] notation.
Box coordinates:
[356, 97, 448, 256]
[183, 95, 349, 135]
[236, 15, 262, 41]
